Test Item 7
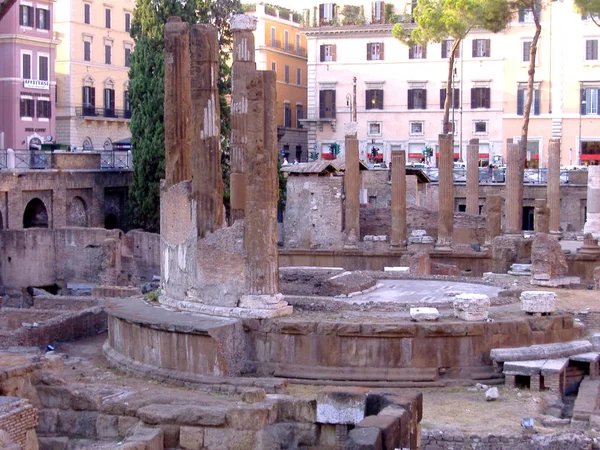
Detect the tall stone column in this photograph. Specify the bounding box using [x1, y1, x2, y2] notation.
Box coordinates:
[504, 142, 521, 234]
[390, 150, 407, 248]
[547, 138, 561, 235]
[164, 17, 191, 188]
[230, 15, 257, 224]
[436, 134, 454, 249]
[190, 24, 224, 239]
[584, 166, 600, 238]
[466, 138, 479, 215]
[344, 123, 359, 248]
[239, 71, 291, 317]
[484, 194, 502, 247]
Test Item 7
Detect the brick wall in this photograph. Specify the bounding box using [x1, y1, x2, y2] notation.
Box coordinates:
[0, 397, 38, 448]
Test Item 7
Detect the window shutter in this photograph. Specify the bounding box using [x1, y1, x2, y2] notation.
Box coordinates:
[20, 100, 25, 117]
[408, 46, 414, 59]
[523, 42, 529, 62]
[422, 45, 427, 59]
[320, 45, 325, 62]
[519, 7, 524, 22]
[319, 90, 326, 117]
[36, 8, 40, 28]
[19, 5, 23, 25]
[440, 88, 446, 109]
[331, 89, 336, 117]
[110, 89, 115, 109]
[367, 43, 372, 60]
[331, 44, 336, 61]
[48, 102, 52, 119]
[471, 88, 477, 108]
[581, 89, 586, 115]
[407, 89, 414, 109]
[454, 88, 460, 109]
[484, 88, 490, 108]
[587, 40, 594, 60]
[106, 9, 111, 28]
[380, 42, 384, 60]
[534, 89, 540, 115]
[422, 89, 427, 109]
[378, 90, 384, 109]
[45, 9, 50, 29]
[319, 3, 324, 21]
[517, 89, 524, 115]
[486, 40, 491, 57]
[472, 40, 477, 57]
[332, 3, 337, 18]
[23, 54, 31, 79]
[90, 87, 96, 107]
[365, 90, 372, 109]
[441, 40, 447, 58]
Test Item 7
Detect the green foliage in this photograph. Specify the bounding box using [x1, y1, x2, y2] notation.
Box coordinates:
[241, 3, 256, 12]
[341, 5, 365, 25]
[312, 6, 317, 27]
[145, 289, 160, 303]
[126, 0, 242, 232]
[292, 11, 303, 23]
[265, 4, 276, 16]
[384, 3, 400, 23]
[574, 0, 600, 25]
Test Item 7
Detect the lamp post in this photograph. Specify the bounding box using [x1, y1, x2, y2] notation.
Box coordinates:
[579, 99, 586, 165]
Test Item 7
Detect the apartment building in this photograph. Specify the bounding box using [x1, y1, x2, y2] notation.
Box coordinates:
[53, 0, 134, 150]
[0, 0, 57, 150]
[301, 0, 600, 167]
[246, 3, 308, 162]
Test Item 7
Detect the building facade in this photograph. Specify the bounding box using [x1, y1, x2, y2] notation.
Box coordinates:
[0, 0, 57, 150]
[53, 0, 134, 150]
[246, 3, 308, 162]
[301, 0, 600, 167]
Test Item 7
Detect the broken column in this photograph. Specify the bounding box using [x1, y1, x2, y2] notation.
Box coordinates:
[534, 199, 550, 234]
[230, 15, 257, 224]
[344, 123, 360, 248]
[190, 24, 224, 239]
[239, 71, 292, 317]
[466, 138, 479, 215]
[436, 134, 454, 249]
[547, 138, 561, 235]
[504, 142, 521, 234]
[390, 150, 407, 248]
[164, 17, 191, 187]
[584, 166, 600, 239]
[484, 195, 502, 248]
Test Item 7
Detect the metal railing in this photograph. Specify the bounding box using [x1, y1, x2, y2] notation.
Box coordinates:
[420, 167, 572, 184]
[76, 106, 132, 119]
[0, 149, 131, 170]
[100, 151, 131, 169]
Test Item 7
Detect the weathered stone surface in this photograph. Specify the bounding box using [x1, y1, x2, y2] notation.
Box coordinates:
[437, 134, 454, 249]
[316, 388, 367, 425]
[534, 199, 550, 234]
[203, 427, 257, 450]
[96, 413, 118, 438]
[390, 150, 407, 248]
[431, 262, 460, 276]
[136, 404, 227, 426]
[118, 415, 140, 437]
[56, 410, 98, 438]
[584, 166, 600, 238]
[485, 194, 502, 245]
[485, 387, 499, 401]
[345, 427, 383, 450]
[594, 266, 600, 290]
[491, 235, 532, 273]
[241, 388, 266, 403]
[521, 291, 556, 313]
[409, 307, 440, 322]
[225, 405, 270, 430]
[180, 426, 204, 450]
[491, 340, 593, 363]
[466, 139, 479, 215]
[503, 359, 545, 376]
[344, 133, 360, 247]
[505, 142, 522, 234]
[531, 233, 568, 281]
[453, 293, 490, 321]
[547, 139, 561, 234]
[356, 414, 399, 450]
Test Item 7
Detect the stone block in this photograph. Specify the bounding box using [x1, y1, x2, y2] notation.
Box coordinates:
[378, 406, 410, 449]
[158, 424, 179, 448]
[118, 416, 141, 437]
[453, 293, 490, 321]
[226, 405, 269, 430]
[96, 413, 119, 438]
[56, 410, 98, 438]
[37, 408, 59, 434]
[203, 427, 257, 450]
[69, 389, 102, 411]
[345, 427, 383, 450]
[125, 426, 164, 450]
[37, 436, 68, 450]
[409, 307, 439, 322]
[594, 266, 600, 290]
[269, 395, 316, 423]
[316, 387, 367, 425]
[241, 388, 266, 403]
[179, 426, 204, 450]
[357, 414, 400, 450]
[136, 404, 227, 426]
[521, 291, 557, 314]
[36, 386, 71, 409]
[503, 360, 545, 376]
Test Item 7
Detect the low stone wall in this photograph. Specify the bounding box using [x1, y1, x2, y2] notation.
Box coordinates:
[0, 397, 38, 449]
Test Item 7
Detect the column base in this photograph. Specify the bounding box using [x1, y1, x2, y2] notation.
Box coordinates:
[434, 242, 453, 252]
[160, 295, 293, 319]
[389, 242, 407, 251]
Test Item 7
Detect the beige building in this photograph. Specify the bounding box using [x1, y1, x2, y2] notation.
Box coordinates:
[54, 0, 134, 150]
[301, 0, 600, 167]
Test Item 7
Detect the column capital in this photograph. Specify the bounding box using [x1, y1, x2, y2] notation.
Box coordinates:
[231, 14, 258, 31]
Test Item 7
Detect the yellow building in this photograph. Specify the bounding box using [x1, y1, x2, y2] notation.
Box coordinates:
[54, 0, 134, 150]
[246, 3, 308, 162]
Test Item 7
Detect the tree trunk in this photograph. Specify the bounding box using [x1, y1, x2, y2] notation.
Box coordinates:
[518, 5, 541, 231]
[443, 38, 461, 134]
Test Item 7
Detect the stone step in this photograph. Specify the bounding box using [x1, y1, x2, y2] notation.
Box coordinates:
[273, 364, 439, 383]
[491, 340, 593, 363]
[572, 377, 600, 421]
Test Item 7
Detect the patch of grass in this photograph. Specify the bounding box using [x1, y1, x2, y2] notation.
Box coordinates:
[145, 289, 160, 303]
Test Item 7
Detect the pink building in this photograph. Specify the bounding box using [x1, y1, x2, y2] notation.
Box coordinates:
[0, 0, 57, 150]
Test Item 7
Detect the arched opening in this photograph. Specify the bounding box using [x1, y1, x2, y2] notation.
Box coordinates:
[82, 138, 93, 152]
[23, 198, 49, 228]
[29, 137, 42, 150]
[67, 196, 88, 227]
[104, 213, 119, 230]
[103, 139, 112, 151]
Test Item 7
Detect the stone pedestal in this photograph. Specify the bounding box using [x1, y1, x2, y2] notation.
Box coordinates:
[505, 142, 521, 235]
[190, 24, 224, 238]
[484, 195, 502, 248]
[344, 123, 360, 249]
[584, 166, 600, 239]
[453, 293, 490, 321]
[164, 17, 191, 188]
[230, 14, 257, 224]
[436, 134, 454, 250]
[466, 138, 479, 215]
[390, 150, 407, 248]
[521, 291, 556, 314]
[578, 234, 600, 256]
[547, 138, 561, 235]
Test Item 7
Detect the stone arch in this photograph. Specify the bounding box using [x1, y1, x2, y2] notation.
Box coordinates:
[67, 196, 88, 227]
[83, 75, 95, 87]
[29, 137, 42, 150]
[103, 138, 113, 151]
[104, 213, 119, 230]
[23, 198, 49, 228]
[82, 137, 93, 151]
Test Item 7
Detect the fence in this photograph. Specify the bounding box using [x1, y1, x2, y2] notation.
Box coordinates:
[421, 167, 571, 184]
[0, 149, 131, 170]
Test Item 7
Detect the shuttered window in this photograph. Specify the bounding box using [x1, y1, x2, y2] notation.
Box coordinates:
[365, 89, 384, 110]
[586, 40, 599, 61]
[517, 88, 541, 116]
[471, 88, 491, 109]
[407, 89, 427, 110]
[439, 88, 460, 109]
[472, 39, 491, 57]
[319, 90, 336, 119]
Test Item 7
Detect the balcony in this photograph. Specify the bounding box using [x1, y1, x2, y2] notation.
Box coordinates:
[269, 40, 307, 57]
[76, 106, 132, 120]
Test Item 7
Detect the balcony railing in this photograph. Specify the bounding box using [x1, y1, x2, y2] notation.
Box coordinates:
[269, 40, 307, 57]
[76, 106, 132, 119]
[0, 150, 131, 170]
[100, 151, 131, 169]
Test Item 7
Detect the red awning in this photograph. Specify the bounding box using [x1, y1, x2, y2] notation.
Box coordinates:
[581, 154, 600, 160]
[408, 153, 422, 159]
[479, 153, 489, 159]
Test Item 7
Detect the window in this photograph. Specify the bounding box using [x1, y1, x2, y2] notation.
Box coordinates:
[517, 88, 540, 115]
[368, 122, 382, 136]
[105, 44, 112, 64]
[37, 99, 51, 118]
[105, 8, 111, 28]
[38, 55, 49, 81]
[439, 88, 460, 109]
[296, 67, 302, 85]
[441, 40, 459, 58]
[518, 1, 540, 23]
[320, 44, 336, 62]
[319, 89, 336, 119]
[84, 4, 91, 24]
[22, 52, 31, 79]
[522, 41, 532, 62]
[372, 1, 384, 23]
[125, 48, 131, 67]
[284, 30, 289, 51]
[320, 3, 335, 22]
[36, 8, 49, 30]
[82, 86, 96, 115]
[409, 44, 426, 59]
[284, 65, 290, 83]
[296, 105, 303, 128]
[271, 61, 276, 72]
[407, 88, 427, 109]
[367, 42, 384, 61]
[472, 39, 491, 57]
[20, 98, 34, 117]
[410, 121, 424, 135]
[582, 88, 599, 115]
[471, 87, 490, 108]
[296, 34, 300, 53]
[586, 40, 599, 61]
[270, 27, 276, 47]
[124, 90, 131, 118]
[473, 120, 488, 134]
[104, 88, 115, 117]
[84, 41, 91, 61]
[366, 89, 384, 110]
[125, 12, 131, 32]
[284, 104, 292, 127]
[19, 5, 33, 26]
